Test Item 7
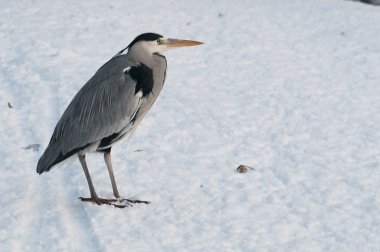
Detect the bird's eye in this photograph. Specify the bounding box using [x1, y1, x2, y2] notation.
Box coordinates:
[157, 39, 162, 45]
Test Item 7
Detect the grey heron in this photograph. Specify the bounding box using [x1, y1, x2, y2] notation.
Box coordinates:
[37, 33, 203, 207]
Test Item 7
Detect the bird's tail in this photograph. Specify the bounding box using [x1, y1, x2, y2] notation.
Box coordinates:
[36, 142, 62, 174]
[37, 140, 89, 174]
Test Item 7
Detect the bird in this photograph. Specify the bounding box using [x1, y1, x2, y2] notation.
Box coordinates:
[37, 33, 203, 207]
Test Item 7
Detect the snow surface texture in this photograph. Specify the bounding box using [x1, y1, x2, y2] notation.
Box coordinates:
[1, 0, 380, 251]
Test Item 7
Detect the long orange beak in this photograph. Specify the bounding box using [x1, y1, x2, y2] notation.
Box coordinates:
[163, 38, 203, 48]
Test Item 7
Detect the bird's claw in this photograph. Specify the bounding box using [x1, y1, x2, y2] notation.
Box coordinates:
[79, 197, 150, 208]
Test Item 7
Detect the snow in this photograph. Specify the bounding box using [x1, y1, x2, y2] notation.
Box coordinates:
[1, 0, 380, 251]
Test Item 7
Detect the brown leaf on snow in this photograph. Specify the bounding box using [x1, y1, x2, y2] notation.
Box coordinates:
[236, 164, 255, 173]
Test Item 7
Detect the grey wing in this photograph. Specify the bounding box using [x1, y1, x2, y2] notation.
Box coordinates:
[37, 56, 149, 173]
[56, 59, 144, 154]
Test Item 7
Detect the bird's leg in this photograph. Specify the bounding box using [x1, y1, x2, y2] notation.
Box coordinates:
[104, 148, 151, 205]
[78, 154, 98, 199]
[103, 148, 120, 199]
[78, 154, 119, 206]
[78, 152, 150, 208]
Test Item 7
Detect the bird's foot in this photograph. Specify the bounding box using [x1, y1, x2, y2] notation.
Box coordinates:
[79, 197, 150, 208]
[79, 197, 122, 207]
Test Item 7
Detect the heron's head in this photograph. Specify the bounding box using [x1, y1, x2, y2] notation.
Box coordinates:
[127, 33, 203, 55]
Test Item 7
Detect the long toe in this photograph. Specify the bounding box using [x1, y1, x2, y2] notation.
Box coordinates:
[119, 198, 151, 205]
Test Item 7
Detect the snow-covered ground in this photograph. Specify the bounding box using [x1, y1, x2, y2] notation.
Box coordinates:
[1, 0, 380, 251]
